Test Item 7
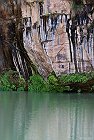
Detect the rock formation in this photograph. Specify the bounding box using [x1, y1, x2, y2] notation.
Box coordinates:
[22, 0, 94, 75]
[1, 0, 94, 78]
[0, 0, 53, 79]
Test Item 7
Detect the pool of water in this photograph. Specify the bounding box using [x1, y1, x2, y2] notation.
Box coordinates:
[0, 92, 94, 140]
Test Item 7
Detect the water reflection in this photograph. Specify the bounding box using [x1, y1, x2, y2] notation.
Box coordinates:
[0, 92, 94, 140]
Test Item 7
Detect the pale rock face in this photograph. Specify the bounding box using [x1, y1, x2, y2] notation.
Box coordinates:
[22, 0, 72, 75]
[22, 0, 94, 75]
[42, 0, 72, 75]
[48, 0, 71, 14]
[22, 1, 53, 78]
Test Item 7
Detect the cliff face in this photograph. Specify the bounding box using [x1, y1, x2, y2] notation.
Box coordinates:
[40, 0, 94, 74]
[1, 0, 94, 77]
[45, 0, 71, 13]
[22, 0, 72, 76]
[0, 1, 36, 80]
[22, 1, 53, 78]
[43, 0, 72, 74]
[0, 5, 16, 72]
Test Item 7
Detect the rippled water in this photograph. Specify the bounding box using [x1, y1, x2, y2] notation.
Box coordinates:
[0, 92, 94, 140]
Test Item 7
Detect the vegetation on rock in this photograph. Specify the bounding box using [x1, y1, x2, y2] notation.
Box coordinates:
[1, 70, 94, 93]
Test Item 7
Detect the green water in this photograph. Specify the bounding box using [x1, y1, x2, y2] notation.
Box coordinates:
[0, 92, 94, 140]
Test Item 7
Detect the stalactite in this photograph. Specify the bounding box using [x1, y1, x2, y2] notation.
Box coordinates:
[39, 2, 43, 16]
[43, 16, 47, 33]
[71, 22, 78, 72]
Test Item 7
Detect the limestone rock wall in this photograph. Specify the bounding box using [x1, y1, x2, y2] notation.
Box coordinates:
[22, 0, 94, 75]
[42, 0, 72, 74]
[22, 1, 53, 78]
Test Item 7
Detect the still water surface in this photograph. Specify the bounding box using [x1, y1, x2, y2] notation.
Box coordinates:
[0, 92, 94, 140]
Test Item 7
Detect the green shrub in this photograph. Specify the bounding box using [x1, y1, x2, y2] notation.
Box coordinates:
[48, 75, 58, 85]
[47, 75, 65, 92]
[28, 74, 65, 93]
[0, 71, 12, 91]
[0, 70, 26, 91]
[1, 70, 94, 93]
[17, 77, 26, 91]
[60, 73, 89, 84]
[28, 75, 48, 92]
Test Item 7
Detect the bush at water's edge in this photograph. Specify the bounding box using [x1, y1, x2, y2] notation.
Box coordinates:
[1, 70, 94, 93]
